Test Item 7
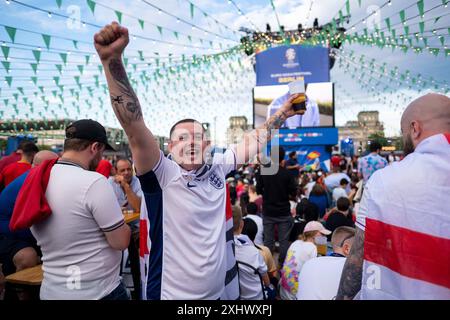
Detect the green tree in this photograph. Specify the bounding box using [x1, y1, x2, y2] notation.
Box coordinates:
[366, 132, 388, 151]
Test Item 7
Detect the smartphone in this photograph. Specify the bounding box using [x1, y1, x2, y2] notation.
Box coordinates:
[288, 79, 306, 112]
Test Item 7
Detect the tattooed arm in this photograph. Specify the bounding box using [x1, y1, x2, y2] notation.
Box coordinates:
[94, 22, 160, 175]
[234, 94, 302, 167]
[336, 227, 365, 300]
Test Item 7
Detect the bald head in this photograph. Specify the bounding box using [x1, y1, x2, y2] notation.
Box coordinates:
[32, 150, 58, 167]
[401, 93, 450, 154]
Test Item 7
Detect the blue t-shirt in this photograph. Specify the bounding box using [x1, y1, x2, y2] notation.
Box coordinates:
[0, 170, 33, 240]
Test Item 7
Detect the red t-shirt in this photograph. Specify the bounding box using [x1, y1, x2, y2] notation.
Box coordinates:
[0, 152, 21, 172]
[0, 161, 31, 187]
[96, 159, 112, 178]
[331, 155, 341, 168]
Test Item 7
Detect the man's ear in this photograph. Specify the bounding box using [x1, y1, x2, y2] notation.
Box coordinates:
[411, 120, 422, 140]
[343, 242, 352, 256]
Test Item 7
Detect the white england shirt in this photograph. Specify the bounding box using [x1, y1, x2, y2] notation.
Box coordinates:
[139, 148, 238, 300]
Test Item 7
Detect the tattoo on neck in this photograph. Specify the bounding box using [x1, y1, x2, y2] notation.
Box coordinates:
[336, 228, 365, 300]
[108, 58, 142, 123]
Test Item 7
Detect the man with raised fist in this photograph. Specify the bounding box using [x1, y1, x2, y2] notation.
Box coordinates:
[94, 21, 305, 300]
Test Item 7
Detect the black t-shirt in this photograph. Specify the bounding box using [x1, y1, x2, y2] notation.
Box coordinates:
[285, 158, 299, 177]
[256, 167, 297, 217]
[325, 211, 355, 241]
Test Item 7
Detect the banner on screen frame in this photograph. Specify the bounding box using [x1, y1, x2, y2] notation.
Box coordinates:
[255, 45, 330, 86]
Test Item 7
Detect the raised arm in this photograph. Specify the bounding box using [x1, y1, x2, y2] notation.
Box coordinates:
[94, 22, 160, 175]
[234, 94, 302, 167]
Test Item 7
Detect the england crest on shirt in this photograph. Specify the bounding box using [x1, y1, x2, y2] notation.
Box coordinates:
[209, 171, 224, 189]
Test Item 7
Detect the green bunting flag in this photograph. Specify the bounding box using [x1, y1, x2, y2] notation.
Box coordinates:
[1, 46, 10, 60]
[157, 26, 163, 36]
[42, 34, 51, 49]
[31, 76, 38, 85]
[77, 65, 84, 74]
[87, 0, 96, 14]
[385, 18, 391, 31]
[138, 19, 144, 30]
[56, 0, 63, 9]
[1, 61, 10, 73]
[358, 0, 362, 7]
[138, 50, 144, 61]
[85, 55, 90, 65]
[399, 10, 406, 24]
[59, 53, 68, 64]
[404, 25, 409, 36]
[53, 76, 60, 85]
[73, 40, 78, 49]
[419, 21, 425, 34]
[174, 31, 179, 39]
[55, 64, 62, 74]
[417, 0, 424, 17]
[32, 50, 41, 63]
[5, 26, 17, 43]
[5, 76, 12, 87]
[345, 0, 350, 16]
[115, 11, 122, 24]
[190, 3, 194, 19]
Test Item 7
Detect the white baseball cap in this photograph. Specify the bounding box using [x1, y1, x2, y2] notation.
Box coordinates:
[304, 221, 331, 235]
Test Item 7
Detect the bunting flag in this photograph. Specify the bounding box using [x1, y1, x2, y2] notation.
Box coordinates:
[5, 26, 17, 43]
[87, 0, 96, 14]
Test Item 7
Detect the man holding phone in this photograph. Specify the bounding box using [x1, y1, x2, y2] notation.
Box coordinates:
[266, 79, 320, 128]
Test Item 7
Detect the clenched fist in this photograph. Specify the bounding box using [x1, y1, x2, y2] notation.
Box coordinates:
[94, 21, 129, 61]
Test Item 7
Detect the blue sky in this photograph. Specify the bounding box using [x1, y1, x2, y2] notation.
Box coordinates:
[0, 0, 449, 142]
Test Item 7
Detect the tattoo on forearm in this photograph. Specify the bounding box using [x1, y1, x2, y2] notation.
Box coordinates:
[262, 111, 287, 142]
[336, 228, 365, 300]
[108, 58, 142, 124]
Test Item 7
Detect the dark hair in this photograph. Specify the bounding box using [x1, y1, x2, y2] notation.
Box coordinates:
[310, 183, 325, 196]
[340, 178, 349, 186]
[169, 118, 204, 139]
[240, 192, 249, 216]
[242, 218, 258, 242]
[246, 202, 258, 215]
[337, 197, 351, 211]
[274, 146, 286, 164]
[21, 141, 39, 156]
[63, 138, 95, 152]
[369, 141, 382, 152]
[304, 202, 319, 222]
[288, 151, 296, 159]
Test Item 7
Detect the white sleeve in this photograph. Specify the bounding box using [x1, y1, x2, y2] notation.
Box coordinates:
[212, 147, 237, 176]
[309, 245, 318, 259]
[147, 151, 180, 189]
[86, 177, 125, 232]
[256, 251, 268, 275]
[356, 178, 373, 232]
[313, 101, 320, 126]
[132, 177, 143, 198]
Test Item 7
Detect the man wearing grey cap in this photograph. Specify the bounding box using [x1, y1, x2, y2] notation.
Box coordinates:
[30, 119, 131, 300]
